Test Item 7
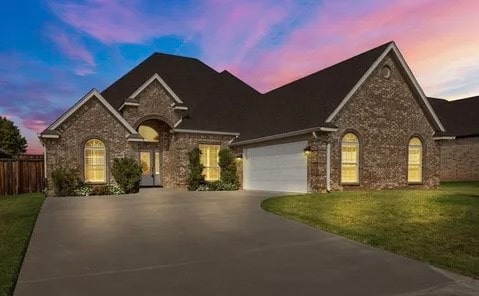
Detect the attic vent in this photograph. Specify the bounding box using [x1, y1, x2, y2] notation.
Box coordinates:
[381, 65, 391, 79]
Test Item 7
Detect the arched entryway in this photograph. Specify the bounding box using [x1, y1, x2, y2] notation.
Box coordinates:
[135, 117, 172, 187]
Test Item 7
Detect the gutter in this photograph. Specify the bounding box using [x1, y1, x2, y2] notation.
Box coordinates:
[229, 126, 338, 147]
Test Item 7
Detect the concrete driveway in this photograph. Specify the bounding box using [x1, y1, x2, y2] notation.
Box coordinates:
[15, 189, 478, 295]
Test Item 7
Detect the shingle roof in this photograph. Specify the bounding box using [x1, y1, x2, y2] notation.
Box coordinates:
[428, 96, 479, 137]
[233, 42, 393, 141]
[100, 42, 450, 143]
[101, 53, 260, 133]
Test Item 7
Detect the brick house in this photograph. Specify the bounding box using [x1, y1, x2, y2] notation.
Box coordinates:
[40, 41, 470, 194]
[429, 97, 479, 181]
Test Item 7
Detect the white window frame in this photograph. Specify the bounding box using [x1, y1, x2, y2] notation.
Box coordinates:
[84, 139, 106, 183]
[408, 137, 423, 184]
[341, 133, 359, 184]
[199, 144, 220, 181]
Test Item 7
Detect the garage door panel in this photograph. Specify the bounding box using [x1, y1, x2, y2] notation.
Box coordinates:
[244, 141, 307, 193]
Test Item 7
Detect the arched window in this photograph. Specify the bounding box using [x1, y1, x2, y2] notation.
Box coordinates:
[84, 139, 106, 183]
[138, 125, 159, 142]
[408, 137, 422, 183]
[341, 133, 359, 184]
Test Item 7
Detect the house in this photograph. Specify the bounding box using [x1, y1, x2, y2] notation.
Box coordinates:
[40, 41, 460, 194]
[428, 96, 479, 181]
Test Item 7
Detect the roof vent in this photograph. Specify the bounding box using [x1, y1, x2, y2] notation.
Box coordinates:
[381, 65, 391, 79]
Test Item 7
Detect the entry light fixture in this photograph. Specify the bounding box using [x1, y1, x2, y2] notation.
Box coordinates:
[303, 145, 312, 155]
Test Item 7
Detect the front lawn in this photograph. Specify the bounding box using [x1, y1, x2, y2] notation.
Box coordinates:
[261, 182, 479, 278]
[0, 194, 45, 296]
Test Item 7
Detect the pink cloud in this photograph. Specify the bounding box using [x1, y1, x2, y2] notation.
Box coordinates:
[192, 0, 292, 68]
[230, 0, 479, 98]
[48, 0, 176, 44]
[49, 0, 292, 70]
[47, 27, 96, 75]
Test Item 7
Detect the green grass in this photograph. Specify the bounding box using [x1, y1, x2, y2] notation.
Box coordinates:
[261, 182, 479, 278]
[0, 194, 45, 296]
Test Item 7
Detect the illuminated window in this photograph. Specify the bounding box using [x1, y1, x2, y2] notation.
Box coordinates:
[199, 144, 220, 181]
[408, 137, 422, 183]
[138, 125, 159, 142]
[341, 133, 359, 183]
[84, 139, 106, 183]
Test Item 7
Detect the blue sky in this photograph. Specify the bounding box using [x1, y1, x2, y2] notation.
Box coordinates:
[1, 0, 479, 153]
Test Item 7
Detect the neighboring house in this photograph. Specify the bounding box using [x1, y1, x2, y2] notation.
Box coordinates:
[428, 96, 479, 181]
[40, 41, 461, 194]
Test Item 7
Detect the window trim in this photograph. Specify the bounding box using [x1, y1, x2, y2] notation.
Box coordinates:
[138, 124, 160, 142]
[84, 138, 107, 184]
[407, 136, 423, 184]
[340, 132, 360, 185]
[199, 143, 221, 181]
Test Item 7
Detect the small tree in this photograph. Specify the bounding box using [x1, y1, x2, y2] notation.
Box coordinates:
[111, 157, 142, 194]
[0, 117, 27, 156]
[218, 148, 239, 189]
[187, 148, 205, 190]
[51, 167, 81, 196]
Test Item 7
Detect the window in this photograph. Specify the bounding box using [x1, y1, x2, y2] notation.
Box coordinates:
[408, 137, 422, 183]
[199, 144, 220, 181]
[341, 133, 359, 183]
[138, 125, 159, 142]
[84, 139, 106, 183]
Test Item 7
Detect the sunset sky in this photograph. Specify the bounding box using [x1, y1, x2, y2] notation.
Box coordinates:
[1, 0, 479, 154]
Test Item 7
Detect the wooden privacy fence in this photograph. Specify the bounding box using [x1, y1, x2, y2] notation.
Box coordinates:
[0, 155, 45, 196]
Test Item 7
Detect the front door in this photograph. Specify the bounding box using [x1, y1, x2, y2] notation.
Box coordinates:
[140, 150, 161, 186]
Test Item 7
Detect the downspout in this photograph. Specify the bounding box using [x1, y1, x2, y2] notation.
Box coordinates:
[326, 143, 331, 192]
[43, 142, 47, 194]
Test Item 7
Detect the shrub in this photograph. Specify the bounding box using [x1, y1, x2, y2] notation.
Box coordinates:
[218, 148, 239, 189]
[187, 148, 205, 191]
[198, 181, 238, 191]
[108, 184, 124, 195]
[75, 184, 92, 196]
[51, 167, 81, 196]
[91, 185, 110, 196]
[111, 157, 142, 194]
[197, 184, 209, 191]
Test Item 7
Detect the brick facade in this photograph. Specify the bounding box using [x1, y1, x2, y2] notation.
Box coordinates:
[438, 137, 479, 181]
[44, 81, 234, 195]
[306, 54, 440, 191]
[43, 49, 457, 195]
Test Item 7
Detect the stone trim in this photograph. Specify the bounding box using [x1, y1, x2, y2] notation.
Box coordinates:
[339, 129, 361, 186]
[80, 136, 109, 185]
[129, 73, 184, 104]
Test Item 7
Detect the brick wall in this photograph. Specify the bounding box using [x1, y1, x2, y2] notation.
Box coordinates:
[122, 79, 182, 128]
[307, 54, 440, 191]
[44, 96, 137, 195]
[438, 137, 479, 181]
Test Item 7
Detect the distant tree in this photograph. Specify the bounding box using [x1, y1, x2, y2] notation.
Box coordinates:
[0, 117, 27, 156]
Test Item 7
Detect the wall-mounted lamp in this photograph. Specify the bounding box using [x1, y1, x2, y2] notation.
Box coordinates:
[235, 153, 243, 161]
[303, 145, 312, 155]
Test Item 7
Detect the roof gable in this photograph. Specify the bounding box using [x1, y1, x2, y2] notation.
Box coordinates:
[232, 41, 445, 144]
[327, 42, 444, 131]
[42, 89, 138, 136]
[128, 73, 184, 104]
[232, 42, 394, 142]
[101, 53, 219, 110]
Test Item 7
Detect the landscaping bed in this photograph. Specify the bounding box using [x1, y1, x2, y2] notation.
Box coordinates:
[0, 193, 45, 295]
[261, 182, 479, 278]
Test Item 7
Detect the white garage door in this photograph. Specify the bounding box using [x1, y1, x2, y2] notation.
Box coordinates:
[243, 141, 308, 193]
